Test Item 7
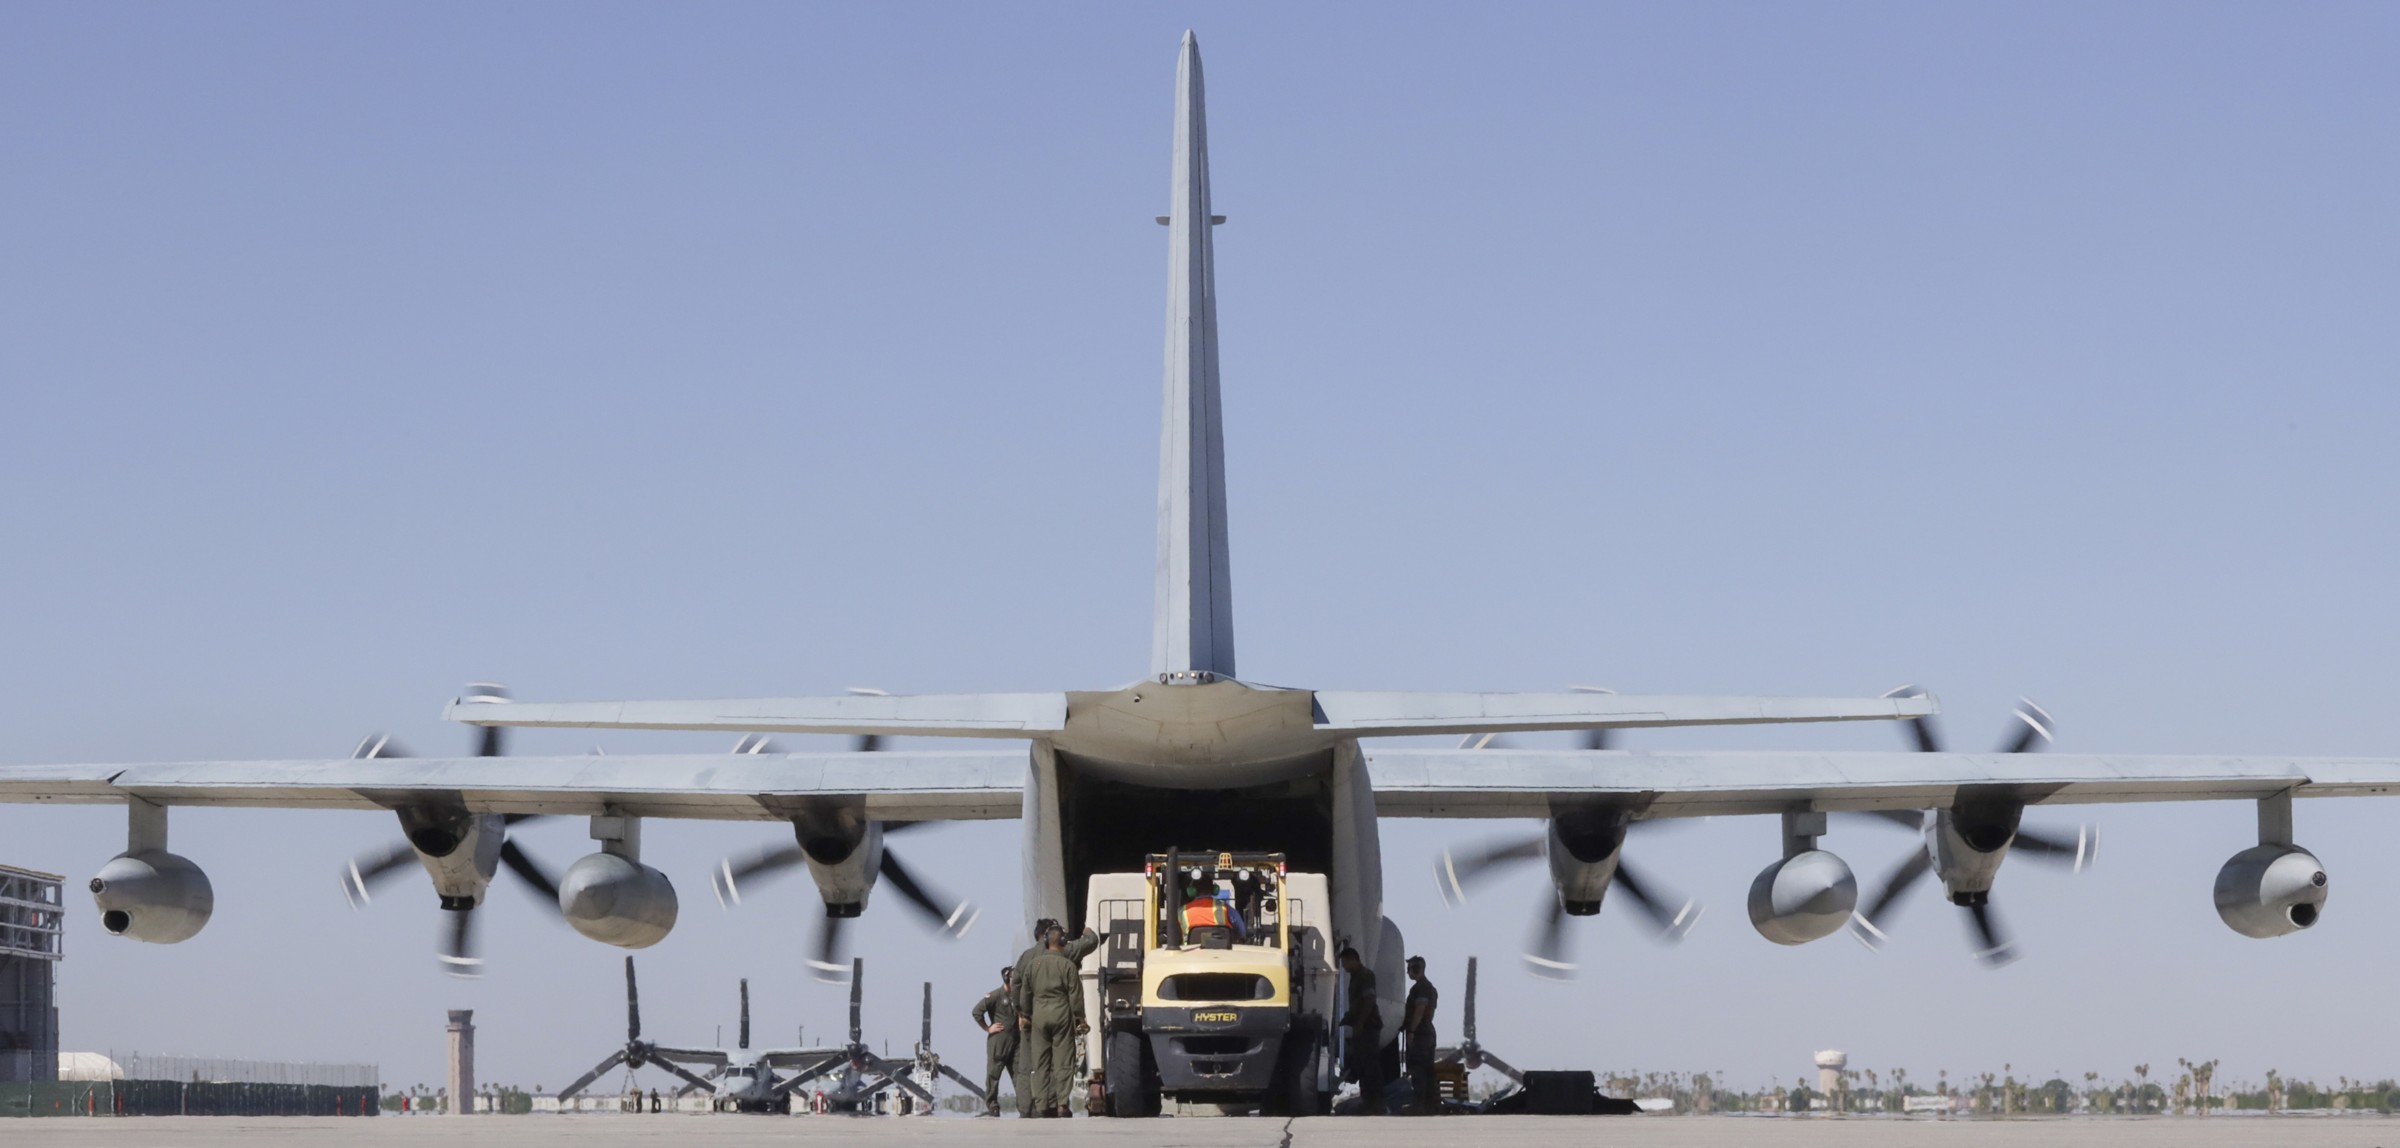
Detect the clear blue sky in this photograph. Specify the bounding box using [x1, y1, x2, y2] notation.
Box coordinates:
[4, 3, 2396, 1096]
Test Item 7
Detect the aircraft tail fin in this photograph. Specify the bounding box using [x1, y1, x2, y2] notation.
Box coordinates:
[1151, 30, 1236, 681]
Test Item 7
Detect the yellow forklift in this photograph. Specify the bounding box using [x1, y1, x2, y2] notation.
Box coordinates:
[1083, 849, 1334, 1116]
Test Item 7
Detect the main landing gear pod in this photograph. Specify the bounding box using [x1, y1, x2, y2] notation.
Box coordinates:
[560, 813, 679, 948]
[90, 798, 213, 943]
[1748, 809, 1856, 946]
[2215, 790, 2327, 939]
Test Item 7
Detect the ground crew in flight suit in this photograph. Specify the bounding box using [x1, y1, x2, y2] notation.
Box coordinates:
[1338, 946, 1388, 1115]
[1007, 919, 1058, 1117]
[1402, 955, 1438, 1114]
[970, 966, 1017, 1117]
[1011, 920, 1098, 1116]
[1014, 928, 1087, 1117]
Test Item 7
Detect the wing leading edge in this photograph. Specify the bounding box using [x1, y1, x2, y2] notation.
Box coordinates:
[0, 752, 1026, 822]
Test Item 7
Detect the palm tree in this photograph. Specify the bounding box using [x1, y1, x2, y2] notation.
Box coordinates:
[2134, 1064, 2150, 1114]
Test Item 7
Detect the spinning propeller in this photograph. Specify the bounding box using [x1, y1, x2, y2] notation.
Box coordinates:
[1435, 714, 1700, 981]
[708, 699, 978, 984]
[339, 684, 564, 978]
[1846, 689, 2097, 968]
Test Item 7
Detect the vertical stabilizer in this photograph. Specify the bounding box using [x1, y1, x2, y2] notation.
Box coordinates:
[1152, 30, 1236, 679]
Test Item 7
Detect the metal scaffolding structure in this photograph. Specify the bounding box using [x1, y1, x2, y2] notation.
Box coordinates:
[0, 865, 63, 1084]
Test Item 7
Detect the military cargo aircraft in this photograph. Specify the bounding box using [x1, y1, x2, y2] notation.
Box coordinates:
[1, 31, 2389, 1093]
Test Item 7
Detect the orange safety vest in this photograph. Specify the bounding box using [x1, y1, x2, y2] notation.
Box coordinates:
[1182, 896, 1227, 929]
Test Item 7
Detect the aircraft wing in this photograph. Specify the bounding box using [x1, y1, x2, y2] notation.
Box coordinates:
[443, 692, 1066, 738]
[1311, 691, 1933, 737]
[1366, 749, 2400, 819]
[0, 752, 1026, 821]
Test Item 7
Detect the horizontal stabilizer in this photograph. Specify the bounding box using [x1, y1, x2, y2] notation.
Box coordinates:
[1312, 691, 1936, 738]
[441, 692, 1066, 738]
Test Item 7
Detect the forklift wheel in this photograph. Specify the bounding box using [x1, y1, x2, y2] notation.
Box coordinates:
[1105, 1030, 1159, 1118]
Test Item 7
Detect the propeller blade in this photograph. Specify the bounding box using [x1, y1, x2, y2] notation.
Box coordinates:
[1477, 1048, 1527, 1086]
[651, 1055, 719, 1095]
[1998, 699, 2055, 755]
[739, 979, 751, 1050]
[711, 844, 807, 909]
[439, 906, 481, 979]
[732, 735, 780, 755]
[460, 683, 510, 760]
[1849, 847, 1935, 951]
[877, 850, 979, 938]
[499, 839, 562, 906]
[1571, 686, 1616, 750]
[351, 733, 410, 759]
[773, 1055, 845, 1094]
[1907, 717, 1943, 754]
[1881, 686, 1942, 752]
[557, 1049, 627, 1100]
[870, 1058, 938, 1104]
[849, 957, 865, 1044]
[1434, 834, 1544, 906]
[810, 914, 852, 984]
[2011, 823, 2097, 871]
[1609, 859, 1701, 942]
[920, 981, 933, 1051]
[937, 1061, 986, 1100]
[1522, 895, 1574, 981]
[1965, 900, 2020, 968]
[846, 689, 891, 758]
[625, 956, 641, 1042]
[340, 841, 417, 908]
[1462, 956, 1478, 1044]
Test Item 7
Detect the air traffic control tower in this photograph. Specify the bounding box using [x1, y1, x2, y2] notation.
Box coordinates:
[0, 864, 62, 1083]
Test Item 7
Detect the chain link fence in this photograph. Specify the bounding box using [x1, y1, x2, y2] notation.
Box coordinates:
[1, 1079, 379, 1117]
[108, 1054, 378, 1088]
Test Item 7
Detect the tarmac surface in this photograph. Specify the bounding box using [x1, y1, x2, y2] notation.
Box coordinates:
[5, 1115, 2399, 1147]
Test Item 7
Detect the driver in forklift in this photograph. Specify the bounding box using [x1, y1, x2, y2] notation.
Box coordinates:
[1180, 879, 1248, 946]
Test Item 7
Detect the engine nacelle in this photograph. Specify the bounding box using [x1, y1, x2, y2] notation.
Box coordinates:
[395, 806, 503, 908]
[2214, 844, 2327, 939]
[1747, 850, 1857, 946]
[89, 850, 214, 944]
[1932, 802, 2021, 903]
[1546, 807, 1627, 915]
[796, 807, 885, 915]
[558, 852, 679, 948]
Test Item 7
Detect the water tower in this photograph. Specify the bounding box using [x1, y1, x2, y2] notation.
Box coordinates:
[1814, 1050, 1847, 1101]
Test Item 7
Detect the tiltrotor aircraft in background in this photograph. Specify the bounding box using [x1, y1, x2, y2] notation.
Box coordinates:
[1, 34, 2386, 1050]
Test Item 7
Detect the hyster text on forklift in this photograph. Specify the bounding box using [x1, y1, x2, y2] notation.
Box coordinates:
[1081, 850, 1336, 1116]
